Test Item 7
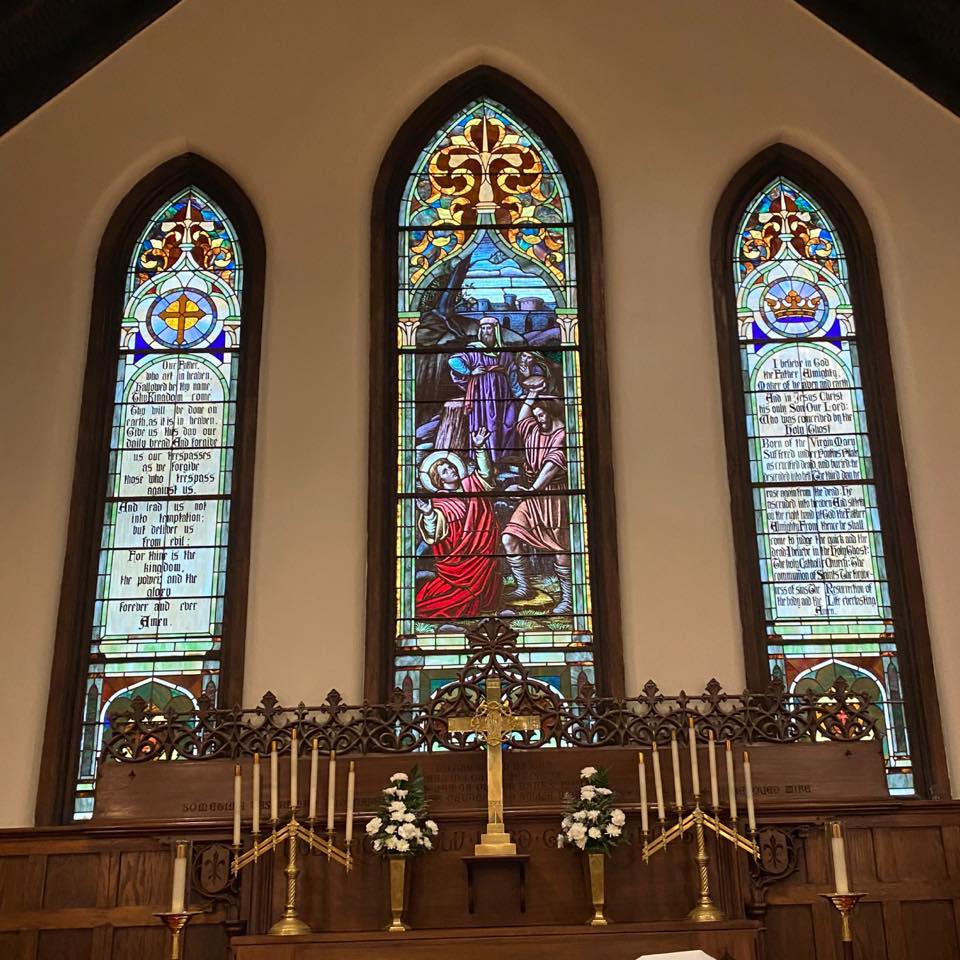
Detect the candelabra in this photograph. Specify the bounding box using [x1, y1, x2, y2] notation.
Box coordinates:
[232, 809, 353, 936]
[642, 797, 758, 921]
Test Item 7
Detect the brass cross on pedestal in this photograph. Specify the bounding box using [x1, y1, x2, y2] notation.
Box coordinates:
[448, 676, 539, 856]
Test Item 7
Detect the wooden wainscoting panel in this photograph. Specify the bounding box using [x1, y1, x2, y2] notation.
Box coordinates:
[875, 826, 948, 882]
[116, 850, 169, 907]
[765, 904, 818, 959]
[0, 855, 44, 912]
[36, 928, 93, 960]
[941, 823, 960, 878]
[881, 900, 907, 960]
[111, 925, 169, 960]
[853, 900, 887, 959]
[185, 922, 229, 958]
[0, 931, 26, 959]
[42, 853, 100, 909]
[900, 900, 960, 959]
[847, 825, 878, 887]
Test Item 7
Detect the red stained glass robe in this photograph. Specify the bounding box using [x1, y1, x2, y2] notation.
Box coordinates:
[415, 472, 500, 619]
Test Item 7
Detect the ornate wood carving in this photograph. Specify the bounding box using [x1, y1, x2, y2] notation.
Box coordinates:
[747, 824, 811, 916]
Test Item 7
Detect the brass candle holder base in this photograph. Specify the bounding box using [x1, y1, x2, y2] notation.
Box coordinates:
[155, 909, 206, 960]
[820, 891, 866, 959]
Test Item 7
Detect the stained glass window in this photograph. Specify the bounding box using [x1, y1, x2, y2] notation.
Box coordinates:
[394, 98, 595, 701]
[731, 177, 912, 794]
[72, 187, 244, 819]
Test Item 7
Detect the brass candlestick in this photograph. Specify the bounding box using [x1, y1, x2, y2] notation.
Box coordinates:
[155, 909, 206, 960]
[642, 797, 758, 922]
[820, 891, 866, 959]
[232, 807, 352, 936]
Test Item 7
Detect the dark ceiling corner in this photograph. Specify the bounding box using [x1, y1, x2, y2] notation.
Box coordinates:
[793, 0, 960, 119]
[0, 0, 183, 137]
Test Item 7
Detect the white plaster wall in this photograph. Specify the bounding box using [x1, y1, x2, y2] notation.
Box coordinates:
[1, 0, 958, 826]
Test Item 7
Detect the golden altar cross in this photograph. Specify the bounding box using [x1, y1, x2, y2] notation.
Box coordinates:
[447, 676, 539, 856]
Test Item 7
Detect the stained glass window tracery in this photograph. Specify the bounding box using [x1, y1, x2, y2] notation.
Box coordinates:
[731, 176, 913, 794]
[72, 186, 245, 819]
[393, 98, 595, 701]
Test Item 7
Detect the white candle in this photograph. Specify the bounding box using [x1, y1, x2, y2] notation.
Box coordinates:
[290, 730, 298, 812]
[652, 742, 666, 821]
[252, 753, 261, 835]
[688, 717, 700, 798]
[170, 841, 187, 913]
[743, 751, 756, 833]
[309, 738, 319, 820]
[345, 761, 356, 844]
[638, 751, 649, 834]
[725, 740, 737, 820]
[233, 764, 242, 847]
[831, 821, 850, 894]
[708, 730, 719, 812]
[326, 749, 337, 832]
[270, 741, 278, 823]
[670, 729, 683, 809]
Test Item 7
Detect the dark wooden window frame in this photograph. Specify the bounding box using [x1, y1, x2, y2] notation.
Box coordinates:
[710, 143, 949, 799]
[36, 154, 266, 825]
[365, 66, 624, 701]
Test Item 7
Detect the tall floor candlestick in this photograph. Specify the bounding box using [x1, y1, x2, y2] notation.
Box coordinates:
[171, 840, 187, 913]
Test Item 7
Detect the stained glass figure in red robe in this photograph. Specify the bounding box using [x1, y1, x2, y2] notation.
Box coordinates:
[414, 426, 501, 619]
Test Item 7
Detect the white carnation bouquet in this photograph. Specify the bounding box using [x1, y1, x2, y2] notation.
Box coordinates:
[558, 766, 627, 853]
[364, 766, 439, 857]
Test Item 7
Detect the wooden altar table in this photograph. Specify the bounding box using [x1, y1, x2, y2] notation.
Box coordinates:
[230, 918, 763, 960]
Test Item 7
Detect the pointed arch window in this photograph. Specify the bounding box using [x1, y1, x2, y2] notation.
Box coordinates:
[712, 145, 946, 798]
[38, 157, 264, 822]
[367, 69, 622, 703]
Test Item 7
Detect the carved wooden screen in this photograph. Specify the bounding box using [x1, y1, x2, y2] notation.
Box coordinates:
[712, 145, 946, 798]
[38, 157, 264, 823]
[367, 69, 623, 704]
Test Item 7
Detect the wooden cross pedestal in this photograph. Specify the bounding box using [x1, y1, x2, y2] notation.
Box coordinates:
[447, 676, 538, 856]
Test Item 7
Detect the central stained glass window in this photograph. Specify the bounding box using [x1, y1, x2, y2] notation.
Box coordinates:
[394, 98, 594, 701]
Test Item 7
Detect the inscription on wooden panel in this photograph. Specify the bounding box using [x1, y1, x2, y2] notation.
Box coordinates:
[94, 741, 886, 822]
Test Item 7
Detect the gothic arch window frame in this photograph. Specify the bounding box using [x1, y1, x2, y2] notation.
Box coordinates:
[710, 142, 948, 799]
[366, 66, 624, 701]
[36, 154, 265, 824]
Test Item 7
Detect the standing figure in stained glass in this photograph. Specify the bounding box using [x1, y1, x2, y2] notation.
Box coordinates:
[501, 388, 571, 615]
[448, 317, 522, 461]
[414, 426, 501, 620]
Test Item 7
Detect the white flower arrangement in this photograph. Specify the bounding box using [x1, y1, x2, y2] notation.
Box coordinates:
[557, 766, 627, 853]
[365, 766, 438, 858]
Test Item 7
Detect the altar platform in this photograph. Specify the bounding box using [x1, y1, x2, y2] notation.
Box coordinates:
[230, 918, 763, 960]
